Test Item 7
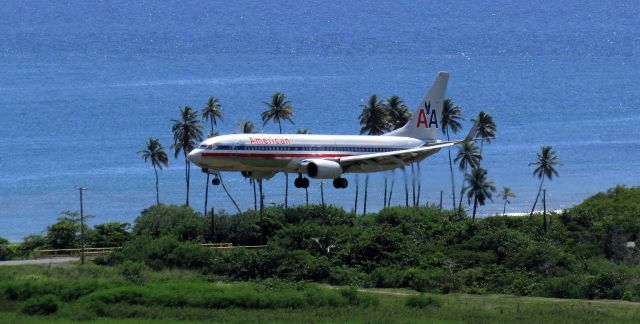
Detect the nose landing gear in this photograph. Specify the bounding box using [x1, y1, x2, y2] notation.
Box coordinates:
[211, 174, 221, 186]
[332, 177, 348, 189]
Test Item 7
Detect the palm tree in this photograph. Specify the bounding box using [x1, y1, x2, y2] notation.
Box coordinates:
[138, 138, 169, 205]
[171, 106, 203, 206]
[455, 141, 482, 214]
[529, 146, 560, 217]
[474, 111, 496, 156]
[386, 95, 411, 130]
[240, 120, 257, 210]
[359, 94, 389, 135]
[261, 92, 294, 208]
[441, 98, 463, 209]
[500, 187, 516, 216]
[201, 99, 223, 216]
[359, 94, 389, 211]
[465, 167, 496, 221]
[240, 120, 256, 134]
[385, 96, 410, 208]
[202, 97, 223, 137]
[262, 92, 294, 133]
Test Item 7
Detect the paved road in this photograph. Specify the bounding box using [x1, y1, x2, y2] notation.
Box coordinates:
[0, 257, 79, 266]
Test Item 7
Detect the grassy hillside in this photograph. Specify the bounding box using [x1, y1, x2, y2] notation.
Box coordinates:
[1, 264, 639, 323]
[2, 185, 640, 321]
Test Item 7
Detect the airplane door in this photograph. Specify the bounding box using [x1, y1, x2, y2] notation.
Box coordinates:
[230, 140, 239, 158]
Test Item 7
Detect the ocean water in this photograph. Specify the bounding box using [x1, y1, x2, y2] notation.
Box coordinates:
[1, 1, 639, 241]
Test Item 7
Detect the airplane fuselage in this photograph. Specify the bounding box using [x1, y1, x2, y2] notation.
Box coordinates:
[188, 133, 433, 176]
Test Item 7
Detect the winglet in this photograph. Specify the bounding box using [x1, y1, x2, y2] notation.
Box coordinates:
[464, 120, 479, 142]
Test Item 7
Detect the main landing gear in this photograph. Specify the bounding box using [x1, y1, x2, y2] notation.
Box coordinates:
[332, 177, 348, 189]
[294, 175, 309, 189]
[293, 175, 349, 189]
[211, 174, 221, 186]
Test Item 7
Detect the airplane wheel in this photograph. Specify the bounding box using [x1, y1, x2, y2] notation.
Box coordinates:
[301, 178, 309, 189]
[294, 178, 302, 188]
[212, 178, 221, 186]
[340, 178, 348, 188]
[332, 178, 342, 189]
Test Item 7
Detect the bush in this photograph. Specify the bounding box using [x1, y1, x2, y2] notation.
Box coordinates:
[133, 205, 205, 241]
[541, 275, 587, 299]
[120, 261, 145, 285]
[405, 294, 441, 308]
[17, 235, 48, 257]
[20, 294, 60, 315]
[329, 266, 367, 286]
[90, 222, 131, 247]
[0, 237, 15, 261]
[367, 267, 403, 288]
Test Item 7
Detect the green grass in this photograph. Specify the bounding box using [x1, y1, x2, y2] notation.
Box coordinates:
[1, 264, 639, 323]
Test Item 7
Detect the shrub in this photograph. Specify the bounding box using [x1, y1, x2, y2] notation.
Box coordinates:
[120, 261, 145, 285]
[90, 222, 131, 247]
[405, 294, 441, 308]
[17, 235, 48, 257]
[541, 275, 587, 299]
[367, 267, 403, 288]
[0, 237, 15, 260]
[20, 294, 60, 315]
[133, 205, 205, 241]
[329, 266, 367, 286]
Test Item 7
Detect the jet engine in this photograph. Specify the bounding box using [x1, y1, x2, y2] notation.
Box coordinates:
[305, 159, 343, 179]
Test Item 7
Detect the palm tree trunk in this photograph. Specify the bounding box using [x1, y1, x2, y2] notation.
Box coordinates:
[305, 187, 309, 205]
[320, 181, 325, 208]
[388, 175, 395, 207]
[447, 130, 456, 209]
[285, 173, 289, 209]
[383, 176, 388, 208]
[184, 155, 190, 206]
[204, 173, 210, 215]
[417, 162, 422, 206]
[153, 165, 160, 205]
[258, 179, 264, 245]
[530, 177, 545, 217]
[543, 189, 548, 231]
[219, 174, 241, 213]
[363, 175, 369, 216]
[252, 179, 257, 211]
[403, 168, 409, 207]
[458, 167, 467, 215]
[472, 195, 478, 222]
[354, 175, 359, 214]
[503, 199, 507, 216]
[411, 164, 416, 207]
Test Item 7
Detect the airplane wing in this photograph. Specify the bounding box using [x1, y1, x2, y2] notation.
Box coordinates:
[335, 142, 457, 172]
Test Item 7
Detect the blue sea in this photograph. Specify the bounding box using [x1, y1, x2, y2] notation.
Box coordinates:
[1, 1, 639, 241]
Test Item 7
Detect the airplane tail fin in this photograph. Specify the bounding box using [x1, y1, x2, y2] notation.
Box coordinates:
[384, 71, 449, 142]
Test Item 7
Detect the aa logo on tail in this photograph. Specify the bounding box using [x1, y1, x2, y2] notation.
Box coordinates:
[416, 101, 439, 129]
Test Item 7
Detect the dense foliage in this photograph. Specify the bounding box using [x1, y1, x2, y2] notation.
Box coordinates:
[8, 185, 640, 302]
[87, 186, 640, 301]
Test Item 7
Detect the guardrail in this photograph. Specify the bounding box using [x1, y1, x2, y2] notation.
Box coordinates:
[34, 243, 267, 259]
[34, 247, 120, 259]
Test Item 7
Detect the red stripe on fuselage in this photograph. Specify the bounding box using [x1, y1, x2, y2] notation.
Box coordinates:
[202, 152, 352, 158]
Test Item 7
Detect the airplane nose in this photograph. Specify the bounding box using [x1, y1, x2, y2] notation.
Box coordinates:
[187, 149, 202, 165]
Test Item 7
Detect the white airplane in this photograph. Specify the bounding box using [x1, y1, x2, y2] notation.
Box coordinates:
[188, 71, 477, 189]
